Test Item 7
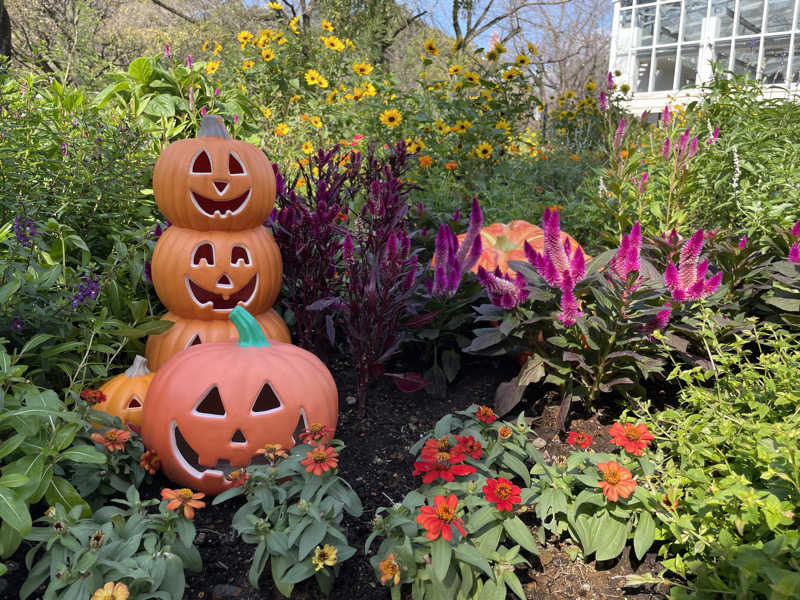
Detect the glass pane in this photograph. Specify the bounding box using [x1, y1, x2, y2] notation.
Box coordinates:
[766, 0, 794, 31]
[654, 47, 678, 90]
[658, 3, 682, 44]
[617, 9, 634, 49]
[620, 0, 633, 6]
[737, 0, 765, 35]
[732, 38, 761, 77]
[761, 35, 790, 82]
[713, 38, 733, 71]
[683, 0, 708, 42]
[791, 38, 800, 84]
[678, 44, 700, 87]
[618, 8, 633, 28]
[711, 0, 736, 37]
[636, 5, 657, 46]
[635, 49, 653, 91]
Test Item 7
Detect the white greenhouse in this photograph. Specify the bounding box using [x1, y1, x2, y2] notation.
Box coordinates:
[609, 0, 800, 110]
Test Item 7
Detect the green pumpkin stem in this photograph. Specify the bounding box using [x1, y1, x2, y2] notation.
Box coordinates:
[230, 306, 270, 348]
[198, 114, 232, 139]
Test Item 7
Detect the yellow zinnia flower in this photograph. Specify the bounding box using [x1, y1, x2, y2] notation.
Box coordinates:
[312, 544, 338, 571]
[275, 123, 289, 136]
[379, 109, 402, 128]
[91, 582, 129, 600]
[311, 116, 323, 128]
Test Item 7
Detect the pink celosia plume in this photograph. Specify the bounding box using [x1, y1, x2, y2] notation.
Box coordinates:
[477, 266, 529, 309]
[664, 229, 721, 301]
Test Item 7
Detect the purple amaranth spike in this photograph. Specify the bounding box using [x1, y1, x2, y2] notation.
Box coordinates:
[789, 242, 800, 263]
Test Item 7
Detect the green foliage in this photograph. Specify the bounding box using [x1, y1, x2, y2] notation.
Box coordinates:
[21, 486, 200, 600]
[213, 437, 362, 597]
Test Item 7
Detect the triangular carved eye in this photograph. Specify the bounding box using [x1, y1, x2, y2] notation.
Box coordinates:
[191, 150, 212, 173]
[195, 386, 225, 415]
[127, 396, 142, 409]
[228, 152, 245, 175]
[251, 383, 281, 413]
[192, 242, 214, 266]
[187, 334, 202, 347]
[291, 409, 308, 443]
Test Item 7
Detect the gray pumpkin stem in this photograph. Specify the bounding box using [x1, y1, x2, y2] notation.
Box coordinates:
[198, 114, 231, 139]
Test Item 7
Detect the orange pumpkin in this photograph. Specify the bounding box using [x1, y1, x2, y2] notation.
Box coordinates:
[458, 220, 586, 274]
[151, 225, 282, 320]
[153, 115, 275, 231]
[142, 306, 337, 495]
[145, 309, 290, 371]
[95, 355, 155, 433]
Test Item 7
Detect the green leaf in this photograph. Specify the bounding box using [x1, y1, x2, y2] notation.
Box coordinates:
[500, 453, 531, 487]
[18, 334, 54, 358]
[45, 477, 90, 518]
[0, 486, 31, 535]
[454, 543, 494, 578]
[282, 560, 316, 584]
[59, 445, 107, 465]
[0, 434, 25, 460]
[431, 536, 452, 581]
[143, 94, 176, 118]
[298, 519, 326, 561]
[594, 512, 629, 561]
[128, 57, 153, 83]
[0, 473, 28, 488]
[633, 512, 655, 560]
[502, 517, 538, 555]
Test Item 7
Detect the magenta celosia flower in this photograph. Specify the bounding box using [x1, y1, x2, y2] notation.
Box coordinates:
[661, 138, 671, 160]
[477, 266, 529, 309]
[738, 235, 747, 250]
[638, 172, 649, 195]
[789, 242, 800, 263]
[607, 72, 615, 89]
[640, 303, 672, 336]
[664, 229, 722, 301]
[662, 105, 670, 126]
[610, 222, 642, 281]
[614, 119, 626, 153]
[791, 220, 800, 237]
[706, 126, 720, 145]
[688, 136, 698, 159]
[557, 271, 582, 325]
[598, 90, 608, 113]
[640, 110, 649, 123]
[429, 198, 483, 298]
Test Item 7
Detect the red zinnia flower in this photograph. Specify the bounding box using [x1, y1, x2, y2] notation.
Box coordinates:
[301, 444, 339, 475]
[483, 477, 522, 511]
[609, 422, 654, 456]
[299, 423, 335, 445]
[139, 450, 160, 475]
[81, 389, 106, 404]
[597, 461, 637, 501]
[412, 451, 476, 484]
[476, 405, 497, 424]
[227, 468, 248, 487]
[161, 488, 206, 519]
[416, 494, 466, 540]
[91, 428, 131, 452]
[420, 437, 466, 462]
[567, 431, 593, 449]
[454, 435, 482, 460]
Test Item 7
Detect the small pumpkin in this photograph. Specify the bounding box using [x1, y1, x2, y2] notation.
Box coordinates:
[151, 225, 282, 320]
[95, 355, 155, 433]
[145, 309, 290, 371]
[458, 220, 586, 274]
[153, 115, 276, 231]
[142, 306, 338, 495]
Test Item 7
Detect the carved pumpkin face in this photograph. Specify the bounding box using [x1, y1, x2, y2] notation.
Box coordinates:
[145, 309, 290, 371]
[142, 307, 338, 495]
[96, 356, 154, 433]
[153, 116, 275, 231]
[151, 226, 282, 320]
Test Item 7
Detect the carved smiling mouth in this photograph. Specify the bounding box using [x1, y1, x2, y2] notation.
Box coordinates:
[186, 275, 257, 310]
[190, 189, 251, 218]
[171, 421, 266, 479]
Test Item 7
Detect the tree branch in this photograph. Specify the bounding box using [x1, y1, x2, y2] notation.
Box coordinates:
[149, 0, 196, 23]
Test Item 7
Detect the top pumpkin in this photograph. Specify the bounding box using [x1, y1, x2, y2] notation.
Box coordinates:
[458, 220, 586, 275]
[153, 115, 276, 230]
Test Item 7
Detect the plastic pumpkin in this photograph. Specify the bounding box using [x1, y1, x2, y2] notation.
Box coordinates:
[142, 306, 338, 495]
[151, 225, 282, 320]
[153, 115, 276, 231]
[95, 355, 154, 433]
[458, 220, 586, 274]
[144, 309, 290, 371]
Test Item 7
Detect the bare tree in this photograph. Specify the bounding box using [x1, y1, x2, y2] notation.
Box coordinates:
[1, 0, 11, 57]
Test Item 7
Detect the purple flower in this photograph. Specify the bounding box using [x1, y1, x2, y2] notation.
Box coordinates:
[738, 235, 747, 250]
[10, 318, 24, 333]
[598, 90, 608, 113]
[163, 44, 171, 58]
[640, 304, 671, 336]
[607, 72, 615, 89]
[664, 229, 721, 301]
[477, 266, 529, 309]
[638, 172, 649, 195]
[187, 55, 193, 68]
[72, 275, 101, 308]
[662, 105, 670, 126]
[610, 222, 642, 281]
[234, 115, 239, 124]
[13, 217, 36, 246]
[789, 242, 800, 263]
[791, 220, 800, 237]
[557, 271, 581, 326]
[342, 234, 354, 263]
[614, 119, 626, 153]
[706, 126, 720, 145]
[662, 138, 671, 160]
[430, 198, 483, 298]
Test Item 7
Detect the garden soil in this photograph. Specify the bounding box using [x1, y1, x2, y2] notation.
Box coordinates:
[4, 354, 671, 600]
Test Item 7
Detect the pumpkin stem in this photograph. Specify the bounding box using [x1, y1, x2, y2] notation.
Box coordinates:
[124, 355, 150, 377]
[198, 114, 232, 139]
[230, 306, 270, 347]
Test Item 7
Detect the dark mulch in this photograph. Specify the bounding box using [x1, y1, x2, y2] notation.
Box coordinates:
[2, 353, 671, 600]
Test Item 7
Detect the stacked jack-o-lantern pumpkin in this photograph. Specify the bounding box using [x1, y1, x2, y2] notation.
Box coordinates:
[145, 115, 291, 369]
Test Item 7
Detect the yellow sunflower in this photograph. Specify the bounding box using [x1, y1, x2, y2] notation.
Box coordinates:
[205, 60, 220, 74]
[379, 109, 402, 128]
[452, 120, 472, 134]
[260, 106, 272, 119]
[275, 123, 289, 136]
[321, 19, 334, 32]
[463, 71, 479, 84]
[423, 39, 439, 56]
[237, 30, 253, 47]
[527, 42, 538, 55]
[304, 69, 321, 86]
[241, 59, 255, 70]
[268, 1, 282, 8]
[515, 54, 530, 66]
[289, 17, 300, 34]
[261, 48, 275, 62]
[353, 62, 373, 76]
[475, 142, 493, 159]
[311, 116, 323, 128]
[448, 65, 462, 76]
[435, 120, 449, 135]
[302, 141, 315, 154]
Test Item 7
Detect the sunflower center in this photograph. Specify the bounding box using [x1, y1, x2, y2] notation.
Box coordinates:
[495, 482, 513, 499]
[604, 470, 621, 485]
[436, 505, 455, 523]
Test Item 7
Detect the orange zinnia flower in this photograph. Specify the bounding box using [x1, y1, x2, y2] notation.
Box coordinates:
[161, 488, 206, 519]
[90, 581, 130, 600]
[444, 161, 458, 170]
[609, 422, 654, 456]
[416, 494, 466, 541]
[299, 423, 335, 445]
[379, 553, 401, 585]
[597, 461, 637, 501]
[256, 443, 288, 462]
[139, 449, 161, 474]
[91, 428, 131, 452]
[301, 444, 339, 475]
[498, 426, 513, 439]
[418, 155, 433, 168]
[475, 405, 497, 424]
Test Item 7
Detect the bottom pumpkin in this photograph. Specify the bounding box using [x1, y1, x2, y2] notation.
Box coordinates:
[145, 308, 290, 371]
